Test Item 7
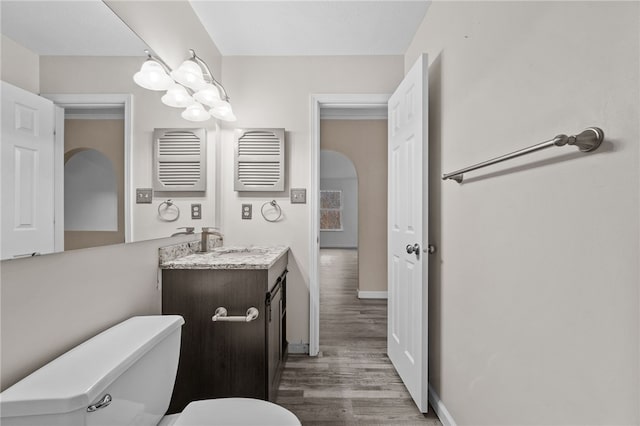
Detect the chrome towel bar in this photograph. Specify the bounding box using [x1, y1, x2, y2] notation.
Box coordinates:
[442, 127, 604, 183]
[212, 307, 259, 322]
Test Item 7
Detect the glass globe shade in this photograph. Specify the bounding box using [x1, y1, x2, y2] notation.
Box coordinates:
[210, 103, 236, 122]
[161, 84, 195, 108]
[181, 102, 210, 122]
[133, 60, 173, 91]
[193, 84, 222, 107]
[210, 99, 232, 113]
[171, 60, 206, 91]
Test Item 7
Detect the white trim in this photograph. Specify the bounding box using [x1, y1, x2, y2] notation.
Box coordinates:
[320, 106, 387, 120]
[53, 106, 65, 253]
[124, 96, 133, 243]
[309, 95, 321, 357]
[288, 342, 309, 354]
[357, 291, 388, 299]
[65, 113, 124, 120]
[309, 93, 390, 358]
[428, 383, 457, 426]
[42, 94, 133, 243]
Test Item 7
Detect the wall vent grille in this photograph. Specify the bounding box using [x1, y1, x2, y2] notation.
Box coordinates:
[238, 131, 281, 156]
[153, 128, 206, 191]
[235, 128, 285, 192]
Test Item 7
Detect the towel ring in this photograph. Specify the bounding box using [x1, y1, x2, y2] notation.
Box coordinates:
[158, 199, 180, 222]
[261, 200, 282, 223]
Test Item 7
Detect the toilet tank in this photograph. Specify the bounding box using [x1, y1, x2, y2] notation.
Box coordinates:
[0, 315, 184, 426]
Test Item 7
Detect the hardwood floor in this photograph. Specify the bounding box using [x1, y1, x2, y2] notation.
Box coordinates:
[277, 249, 441, 425]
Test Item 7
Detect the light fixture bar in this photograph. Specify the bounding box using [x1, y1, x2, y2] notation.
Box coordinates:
[144, 49, 172, 74]
[189, 50, 230, 102]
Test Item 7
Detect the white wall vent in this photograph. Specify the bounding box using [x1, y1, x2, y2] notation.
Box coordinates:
[153, 128, 206, 192]
[235, 128, 285, 192]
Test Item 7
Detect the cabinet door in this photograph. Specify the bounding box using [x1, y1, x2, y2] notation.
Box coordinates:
[267, 283, 282, 400]
[162, 269, 267, 413]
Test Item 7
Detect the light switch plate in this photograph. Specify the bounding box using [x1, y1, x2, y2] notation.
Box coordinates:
[242, 204, 252, 219]
[290, 188, 306, 204]
[136, 188, 152, 204]
[191, 204, 202, 219]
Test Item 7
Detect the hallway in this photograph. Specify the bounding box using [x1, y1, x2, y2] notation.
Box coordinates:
[277, 249, 441, 425]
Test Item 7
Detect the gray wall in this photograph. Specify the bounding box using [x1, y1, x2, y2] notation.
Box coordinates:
[0, 235, 195, 390]
[405, 2, 640, 425]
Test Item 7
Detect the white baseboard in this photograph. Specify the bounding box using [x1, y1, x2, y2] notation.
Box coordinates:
[429, 383, 456, 426]
[357, 291, 388, 299]
[288, 342, 309, 354]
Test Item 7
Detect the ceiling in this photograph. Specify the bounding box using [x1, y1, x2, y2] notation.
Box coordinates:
[0, 0, 147, 56]
[189, 0, 431, 56]
[0, 1, 429, 57]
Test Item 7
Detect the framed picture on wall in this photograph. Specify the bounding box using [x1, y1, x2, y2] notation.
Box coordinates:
[320, 190, 343, 231]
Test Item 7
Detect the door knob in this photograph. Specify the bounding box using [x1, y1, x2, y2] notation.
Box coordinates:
[426, 244, 436, 254]
[405, 243, 421, 259]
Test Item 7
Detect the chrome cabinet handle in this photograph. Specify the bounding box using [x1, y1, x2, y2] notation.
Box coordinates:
[212, 307, 259, 322]
[87, 394, 112, 412]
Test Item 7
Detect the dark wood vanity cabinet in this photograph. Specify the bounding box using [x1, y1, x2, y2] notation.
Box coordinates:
[162, 256, 288, 414]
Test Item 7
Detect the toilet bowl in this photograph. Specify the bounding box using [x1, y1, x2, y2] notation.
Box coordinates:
[0, 316, 300, 426]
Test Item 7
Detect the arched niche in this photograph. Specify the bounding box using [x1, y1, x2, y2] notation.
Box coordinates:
[64, 148, 117, 231]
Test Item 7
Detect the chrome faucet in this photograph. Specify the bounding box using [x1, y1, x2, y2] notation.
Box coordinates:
[171, 227, 195, 237]
[200, 227, 222, 252]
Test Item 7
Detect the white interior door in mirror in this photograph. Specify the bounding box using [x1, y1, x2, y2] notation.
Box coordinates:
[1, 81, 56, 260]
[387, 53, 429, 412]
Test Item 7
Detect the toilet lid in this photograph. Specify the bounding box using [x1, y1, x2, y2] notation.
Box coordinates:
[174, 398, 301, 426]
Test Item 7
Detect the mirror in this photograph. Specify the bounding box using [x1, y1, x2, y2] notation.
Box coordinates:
[0, 0, 179, 260]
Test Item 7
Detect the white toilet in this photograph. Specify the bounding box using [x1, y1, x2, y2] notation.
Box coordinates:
[0, 316, 300, 426]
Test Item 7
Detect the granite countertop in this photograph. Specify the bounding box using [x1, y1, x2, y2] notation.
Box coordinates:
[160, 245, 289, 270]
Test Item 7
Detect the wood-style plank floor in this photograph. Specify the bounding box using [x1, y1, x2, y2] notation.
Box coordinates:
[277, 249, 441, 425]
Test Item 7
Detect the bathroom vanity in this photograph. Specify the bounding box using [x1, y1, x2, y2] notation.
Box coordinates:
[160, 245, 289, 414]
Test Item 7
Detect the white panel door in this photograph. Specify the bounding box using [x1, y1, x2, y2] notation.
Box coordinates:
[1, 81, 56, 260]
[387, 54, 429, 412]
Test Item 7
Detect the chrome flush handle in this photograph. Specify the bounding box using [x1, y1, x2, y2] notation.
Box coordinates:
[87, 394, 112, 412]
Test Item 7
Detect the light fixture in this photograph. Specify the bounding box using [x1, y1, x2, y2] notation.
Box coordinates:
[182, 103, 210, 122]
[133, 49, 236, 123]
[133, 57, 173, 91]
[209, 99, 236, 122]
[171, 60, 206, 91]
[162, 83, 195, 108]
[193, 84, 221, 107]
[207, 80, 236, 122]
[210, 107, 237, 122]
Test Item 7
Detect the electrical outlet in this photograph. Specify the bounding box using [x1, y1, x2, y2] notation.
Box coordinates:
[136, 188, 152, 204]
[191, 204, 202, 219]
[290, 188, 306, 204]
[242, 204, 252, 220]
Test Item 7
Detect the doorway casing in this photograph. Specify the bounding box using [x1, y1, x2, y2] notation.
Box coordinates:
[44, 93, 133, 244]
[309, 93, 390, 356]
